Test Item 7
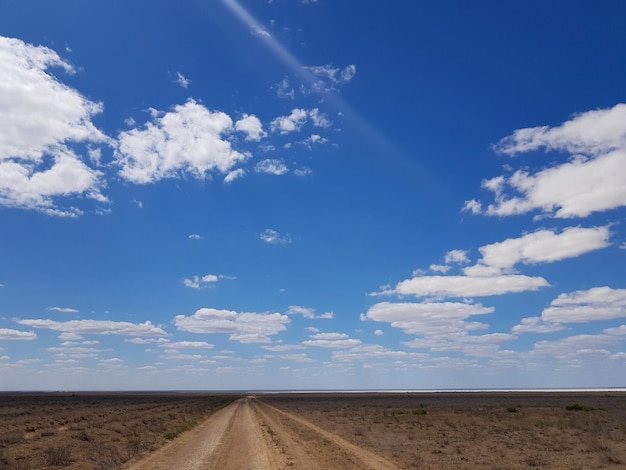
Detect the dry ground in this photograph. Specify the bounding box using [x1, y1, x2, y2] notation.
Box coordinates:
[1, 391, 625, 469]
[0, 392, 238, 470]
[260, 391, 626, 469]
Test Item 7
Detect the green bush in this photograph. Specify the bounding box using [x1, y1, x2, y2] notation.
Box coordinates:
[566, 403, 595, 411]
[412, 408, 427, 416]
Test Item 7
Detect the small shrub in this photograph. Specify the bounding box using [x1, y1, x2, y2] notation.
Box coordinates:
[506, 407, 517, 413]
[566, 403, 595, 411]
[412, 408, 427, 416]
[44, 445, 72, 467]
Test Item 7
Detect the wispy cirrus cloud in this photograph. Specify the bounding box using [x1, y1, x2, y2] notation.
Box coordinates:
[47, 307, 79, 314]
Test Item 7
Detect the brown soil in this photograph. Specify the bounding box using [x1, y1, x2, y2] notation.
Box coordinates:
[1, 391, 625, 469]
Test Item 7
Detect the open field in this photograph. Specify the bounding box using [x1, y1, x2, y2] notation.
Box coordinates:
[0, 393, 239, 470]
[1, 391, 625, 469]
[259, 391, 626, 469]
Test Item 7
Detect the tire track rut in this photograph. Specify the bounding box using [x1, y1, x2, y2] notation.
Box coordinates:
[124, 397, 401, 470]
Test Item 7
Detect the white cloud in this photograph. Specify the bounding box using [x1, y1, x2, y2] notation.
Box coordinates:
[308, 109, 332, 128]
[513, 287, 626, 334]
[474, 226, 610, 273]
[286, 305, 334, 319]
[47, 307, 79, 314]
[365, 301, 494, 336]
[255, 159, 288, 175]
[188, 234, 202, 240]
[542, 286, 626, 323]
[294, 167, 312, 177]
[175, 72, 191, 88]
[531, 334, 620, 360]
[377, 274, 548, 298]
[275, 77, 295, 100]
[115, 99, 249, 184]
[160, 341, 214, 349]
[378, 226, 609, 299]
[365, 302, 515, 357]
[183, 274, 220, 289]
[16, 319, 167, 337]
[270, 109, 308, 134]
[469, 104, 626, 218]
[511, 316, 568, 334]
[261, 344, 305, 352]
[301, 134, 329, 149]
[429, 264, 450, 274]
[303, 332, 361, 348]
[260, 228, 291, 244]
[174, 307, 290, 343]
[224, 168, 246, 183]
[444, 249, 470, 264]
[301, 64, 356, 93]
[0, 328, 37, 340]
[332, 344, 428, 363]
[0, 36, 110, 216]
[374, 329, 384, 336]
[235, 114, 267, 141]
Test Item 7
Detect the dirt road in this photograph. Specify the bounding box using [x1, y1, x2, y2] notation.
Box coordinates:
[124, 397, 401, 470]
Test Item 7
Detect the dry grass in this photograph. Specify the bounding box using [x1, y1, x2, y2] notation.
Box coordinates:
[0, 393, 239, 470]
[260, 391, 626, 469]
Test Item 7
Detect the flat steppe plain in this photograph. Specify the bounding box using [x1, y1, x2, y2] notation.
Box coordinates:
[1, 391, 625, 469]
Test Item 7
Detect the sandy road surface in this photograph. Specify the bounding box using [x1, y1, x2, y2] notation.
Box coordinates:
[125, 397, 400, 470]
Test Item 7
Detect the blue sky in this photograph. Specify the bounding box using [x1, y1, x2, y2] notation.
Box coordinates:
[1, 0, 626, 391]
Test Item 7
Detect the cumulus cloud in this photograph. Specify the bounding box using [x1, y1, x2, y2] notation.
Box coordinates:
[302, 332, 361, 348]
[260, 228, 291, 244]
[467, 104, 626, 218]
[270, 109, 308, 134]
[269, 108, 331, 135]
[376, 273, 548, 298]
[365, 301, 494, 336]
[173, 307, 290, 343]
[543, 286, 626, 323]
[513, 286, 626, 334]
[300, 134, 329, 149]
[378, 226, 610, 299]
[224, 168, 246, 183]
[183, 274, 218, 289]
[235, 114, 267, 141]
[0, 328, 37, 340]
[445, 249, 470, 264]
[255, 159, 288, 175]
[16, 319, 167, 337]
[286, 305, 334, 319]
[470, 226, 610, 274]
[160, 341, 214, 349]
[364, 301, 514, 356]
[115, 99, 249, 184]
[0, 36, 110, 216]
